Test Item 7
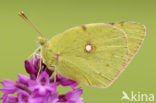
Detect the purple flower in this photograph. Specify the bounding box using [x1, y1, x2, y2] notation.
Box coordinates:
[0, 79, 17, 101]
[0, 79, 17, 94]
[16, 74, 30, 86]
[57, 75, 79, 89]
[2, 95, 17, 103]
[29, 71, 56, 95]
[17, 90, 30, 102]
[25, 60, 36, 75]
[50, 75, 78, 89]
[24, 56, 40, 80]
[0, 55, 85, 103]
[42, 92, 58, 103]
[58, 88, 84, 103]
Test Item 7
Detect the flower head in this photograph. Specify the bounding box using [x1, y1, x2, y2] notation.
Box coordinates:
[0, 56, 85, 103]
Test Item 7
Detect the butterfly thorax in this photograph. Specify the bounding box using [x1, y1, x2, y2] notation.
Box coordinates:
[41, 42, 59, 69]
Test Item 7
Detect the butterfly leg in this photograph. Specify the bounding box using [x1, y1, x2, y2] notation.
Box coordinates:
[53, 65, 57, 82]
[28, 47, 41, 79]
[27, 47, 41, 59]
[36, 58, 42, 79]
[30, 47, 41, 67]
[50, 65, 57, 82]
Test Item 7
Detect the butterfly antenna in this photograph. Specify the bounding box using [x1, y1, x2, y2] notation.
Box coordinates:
[18, 11, 43, 37]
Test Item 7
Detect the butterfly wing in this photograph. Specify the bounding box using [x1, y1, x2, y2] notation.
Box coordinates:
[42, 24, 128, 88]
[109, 21, 146, 63]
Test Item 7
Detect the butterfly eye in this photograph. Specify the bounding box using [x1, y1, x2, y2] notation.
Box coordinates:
[38, 36, 46, 45]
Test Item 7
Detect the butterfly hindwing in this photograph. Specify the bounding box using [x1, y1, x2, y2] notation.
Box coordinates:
[109, 21, 146, 63]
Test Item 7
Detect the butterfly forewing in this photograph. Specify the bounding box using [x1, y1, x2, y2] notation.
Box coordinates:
[42, 24, 128, 88]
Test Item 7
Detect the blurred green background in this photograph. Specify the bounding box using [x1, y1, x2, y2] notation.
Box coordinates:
[0, 0, 155, 103]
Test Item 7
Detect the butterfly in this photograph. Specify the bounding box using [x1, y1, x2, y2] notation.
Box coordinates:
[19, 12, 146, 88]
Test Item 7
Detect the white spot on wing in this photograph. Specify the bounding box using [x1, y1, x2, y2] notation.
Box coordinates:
[86, 44, 92, 52]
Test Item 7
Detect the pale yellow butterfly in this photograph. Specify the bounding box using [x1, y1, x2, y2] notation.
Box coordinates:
[19, 12, 146, 88]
